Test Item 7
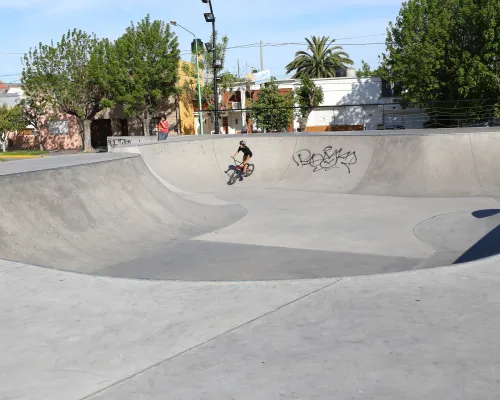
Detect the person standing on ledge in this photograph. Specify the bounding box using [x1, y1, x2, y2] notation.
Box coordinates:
[158, 116, 169, 140]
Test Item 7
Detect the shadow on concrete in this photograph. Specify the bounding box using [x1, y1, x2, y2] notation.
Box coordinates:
[454, 209, 500, 264]
[472, 209, 500, 219]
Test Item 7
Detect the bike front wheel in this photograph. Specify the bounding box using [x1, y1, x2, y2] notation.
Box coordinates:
[227, 171, 238, 185]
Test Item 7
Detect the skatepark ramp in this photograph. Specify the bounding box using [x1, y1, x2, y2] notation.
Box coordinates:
[1, 129, 500, 281]
[130, 130, 500, 197]
[0, 155, 245, 275]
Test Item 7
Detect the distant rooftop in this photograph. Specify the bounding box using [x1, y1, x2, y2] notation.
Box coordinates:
[0, 93, 21, 107]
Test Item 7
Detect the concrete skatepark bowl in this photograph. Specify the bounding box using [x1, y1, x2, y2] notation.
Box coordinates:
[1, 131, 500, 280]
[2, 130, 500, 400]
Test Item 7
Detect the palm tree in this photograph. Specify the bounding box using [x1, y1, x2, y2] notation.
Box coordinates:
[286, 36, 354, 79]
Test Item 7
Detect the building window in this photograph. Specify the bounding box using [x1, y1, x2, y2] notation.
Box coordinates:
[48, 120, 69, 135]
[235, 119, 239, 125]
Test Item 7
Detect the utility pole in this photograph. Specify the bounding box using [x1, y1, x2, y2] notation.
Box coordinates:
[260, 40, 264, 72]
[237, 59, 240, 80]
[259, 40, 266, 133]
[203, 0, 219, 135]
[170, 21, 204, 135]
[212, 25, 218, 135]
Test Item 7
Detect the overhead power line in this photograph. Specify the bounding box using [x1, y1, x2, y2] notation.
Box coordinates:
[0, 34, 387, 60]
[179, 34, 387, 54]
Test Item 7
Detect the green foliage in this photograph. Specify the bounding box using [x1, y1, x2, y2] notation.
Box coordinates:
[0, 150, 48, 155]
[22, 29, 102, 120]
[381, 0, 500, 124]
[18, 96, 49, 134]
[294, 75, 324, 119]
[18, 96, 49, 150]
[0, 104, 26, 132]
[98, 15, 180, 134]
[251, 79, 294, 131]
[21, 28, 106, 150]
[356, 60, 380, 77]
[0, 104, 27, 151]
[180, 31, 235, 113]
[286, 36, 354, 78]
[199, 31, 229, 82]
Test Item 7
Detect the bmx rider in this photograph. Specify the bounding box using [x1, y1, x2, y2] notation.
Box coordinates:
[231, 140, 253, 176]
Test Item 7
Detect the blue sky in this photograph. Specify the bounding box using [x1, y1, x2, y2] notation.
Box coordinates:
[0, 0, 404, 84]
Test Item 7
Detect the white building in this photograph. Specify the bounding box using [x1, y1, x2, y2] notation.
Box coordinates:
[197, 73, 427, 134]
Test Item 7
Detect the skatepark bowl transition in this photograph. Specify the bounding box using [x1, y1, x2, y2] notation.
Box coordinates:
[1, 129, 500, 399]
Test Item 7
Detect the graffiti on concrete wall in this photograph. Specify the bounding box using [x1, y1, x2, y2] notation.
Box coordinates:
[293, 146, 358, 173]
[107, 138, 131, 148]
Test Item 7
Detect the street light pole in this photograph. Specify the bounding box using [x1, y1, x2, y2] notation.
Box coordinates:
[170, 21, 204, 135]
[203, 0, 219, 135]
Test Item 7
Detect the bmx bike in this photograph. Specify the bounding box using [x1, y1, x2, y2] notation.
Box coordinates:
[227, 158, 255, 185]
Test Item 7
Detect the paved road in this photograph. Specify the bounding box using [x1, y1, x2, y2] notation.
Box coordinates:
[1, 131, 500, 399]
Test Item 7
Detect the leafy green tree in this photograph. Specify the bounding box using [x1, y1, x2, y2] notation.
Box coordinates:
[380, 0, 500, 126]
[356, 60, 380, 77]
[294, 76, 325, 131]
[18, 95, 50, 151]
[99, 15, 180, 135]
[21, 29, 107, 152]
[286, 36, 354, 78]
[0, 104, 26, 152]
[180, 30, 234, 114]
[250, 79, 294, 132]
[201, 31, 229, 83]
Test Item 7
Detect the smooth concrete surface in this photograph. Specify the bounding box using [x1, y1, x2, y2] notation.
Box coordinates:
[126, 130, 500, 196]
[2, 258, 500, 400]
[0, 152, 136, 175]
[0, 259, 337, 400]
[2, 131, 500, 399]
[0, 156, 245, 275]
[86, 261, 500, 400]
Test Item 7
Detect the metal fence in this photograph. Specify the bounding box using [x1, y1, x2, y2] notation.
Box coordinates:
[195, 99, 500, 134]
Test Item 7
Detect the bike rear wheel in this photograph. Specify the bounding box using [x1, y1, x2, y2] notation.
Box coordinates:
[246, 164, 255, 177]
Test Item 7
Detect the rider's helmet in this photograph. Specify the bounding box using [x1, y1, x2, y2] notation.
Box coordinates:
[239, 140, 246, 146]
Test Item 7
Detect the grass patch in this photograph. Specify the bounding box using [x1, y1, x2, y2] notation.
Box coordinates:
[2, 150, 48, 156]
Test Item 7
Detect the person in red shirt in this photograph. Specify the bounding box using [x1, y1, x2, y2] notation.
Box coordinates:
[158, 116, 169, 140]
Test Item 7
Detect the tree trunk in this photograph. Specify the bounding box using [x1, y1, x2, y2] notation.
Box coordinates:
[35, 131, 44, 151]
[143, 110, 151, 136]
[0, 133, 7, 152]
[299, 114, 309, 132]
[83, 119, 93, 152]
[143, 118, 151, 136]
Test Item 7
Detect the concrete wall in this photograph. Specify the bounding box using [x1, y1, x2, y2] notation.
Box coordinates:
[112, 128, 500, 197]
